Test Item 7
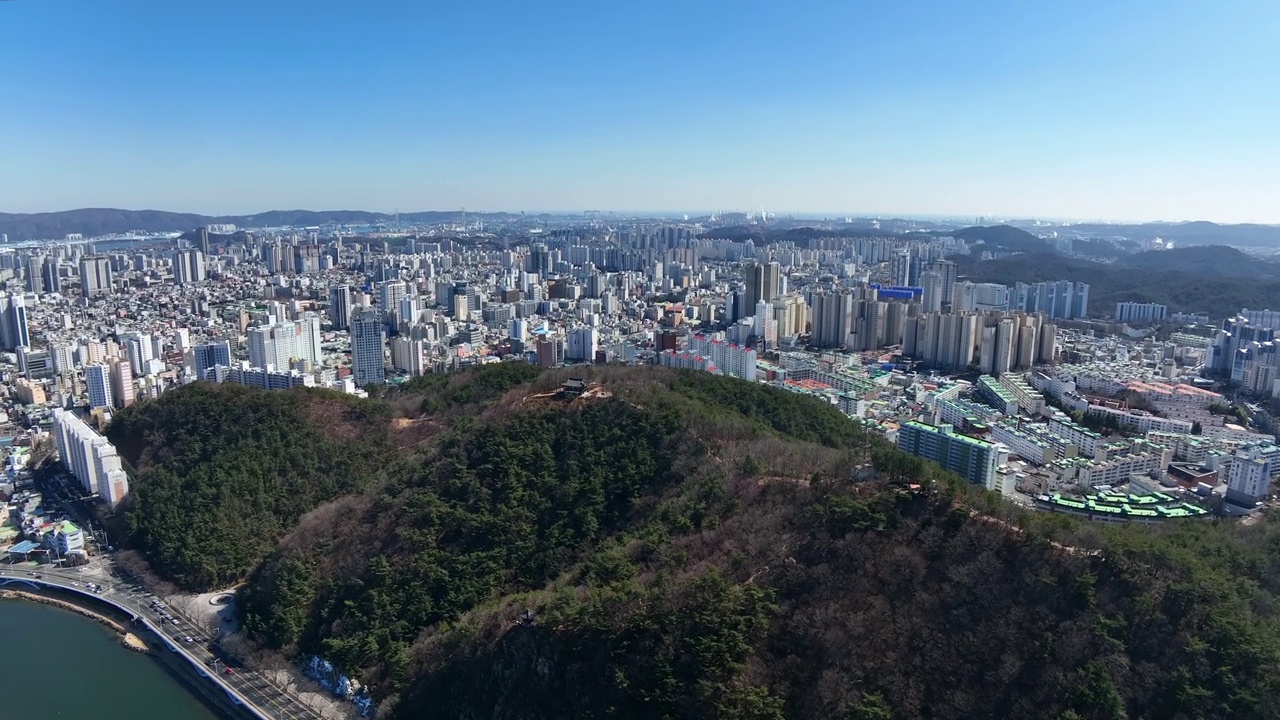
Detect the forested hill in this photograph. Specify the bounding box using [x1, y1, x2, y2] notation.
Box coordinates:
[107, 366, 1280, 719]
[956, 246, 1280, 318]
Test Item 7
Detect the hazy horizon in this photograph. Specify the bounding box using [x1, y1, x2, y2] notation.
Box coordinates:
[6, 206, 1280, 228]
[4, 1, 1279, 222]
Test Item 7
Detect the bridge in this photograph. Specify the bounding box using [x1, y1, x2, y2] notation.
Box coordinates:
[0, 564, 324, 720]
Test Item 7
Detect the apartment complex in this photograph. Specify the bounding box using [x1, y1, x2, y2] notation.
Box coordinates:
[51, 408, 130, 506]
[897, 421, 1006, 488]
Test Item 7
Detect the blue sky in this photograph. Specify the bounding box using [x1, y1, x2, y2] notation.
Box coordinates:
[2, 0, 1278, 221]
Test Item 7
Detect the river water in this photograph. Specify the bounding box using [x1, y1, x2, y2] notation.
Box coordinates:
[0, 599, 221, 719]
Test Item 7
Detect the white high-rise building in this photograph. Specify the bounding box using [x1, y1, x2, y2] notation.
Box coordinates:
[350, 307, 386, 386]
[689, 334, 757, 382]
[1114, 302, 1168, 324]
[567, 326, 598, 362]
[51, 343, 77, 374]
[1226, 444, 1279, 507]
[85, 364, 113, 409]
[390, 336, 428, 377]
[398, 296, 421, 331]
[52, 408, 130, 506]
[510, 318, 529, 342]
[889, 248, 911, 287]
[297, 315, 322, 367]
[920, 271, 944, 313]
[994, 319, 1016, 376]
[953, 282, 1011, 313]
[753, 300, 777, 347]
[171, 249, 206, 285]
[379, 280, 408, 329]
[248, 318, 321, 371]
[122, 332, 153, 377]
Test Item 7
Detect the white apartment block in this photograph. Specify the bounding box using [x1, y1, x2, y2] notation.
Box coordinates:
[660, 350, 716, 373]
[999, 373, 1045, 416]
[1084, 405, 1193, 434]
[688, 334, 758, 382]
[52, 408, 130, 506]
[1114, 302, 1167, 324]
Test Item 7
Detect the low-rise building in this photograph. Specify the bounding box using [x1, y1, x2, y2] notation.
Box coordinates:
[1084, 404, 1193, 434]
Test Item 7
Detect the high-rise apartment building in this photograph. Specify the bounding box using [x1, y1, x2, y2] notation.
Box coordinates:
[688, 334, 758, 382]
[329, 285, 352, 330]
[1114, 302, 1167, 324]
[121, 332, 153, 377]
[810, 289, 853, 349]
[248, 318, 321, 371]
[890, 248, 912, 287]
[350, 307, 386, 386]
[197, 226, 211, 256]
[390, 336, 428, 377]
[26, 255, 44, 294]
[42, 257, 62, 294]
[194, 340, 232, 381]
[928, 260, 958, 305]
[1012, 281, 1089, 320]
[85, 364, 113, 410]
[993, 318, 1017, 376]
[952, 282, 1010, 313]
[920, 271, 944, 313]
[109, 357, 135, 409]
[51, 408, 130, 506]
[171, 249, 206, 285]
[0, 293, 30, 351]
[378, 280, 408, 331]
[567, 326, 598, 362]
[79, 256, 114, 297]
[740, 261, 781, 318]
[1210, 317, 1276, 382]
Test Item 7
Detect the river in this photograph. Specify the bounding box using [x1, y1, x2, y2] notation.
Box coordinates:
[0, 599, 221, 720]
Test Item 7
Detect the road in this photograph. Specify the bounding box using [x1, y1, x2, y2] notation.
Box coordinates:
[0, 561, 324, 720]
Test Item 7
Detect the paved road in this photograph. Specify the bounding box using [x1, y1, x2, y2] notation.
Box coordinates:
[0, 562, 323, 720]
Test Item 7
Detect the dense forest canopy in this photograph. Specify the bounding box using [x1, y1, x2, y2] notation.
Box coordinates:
[108, 365, 1280, 719]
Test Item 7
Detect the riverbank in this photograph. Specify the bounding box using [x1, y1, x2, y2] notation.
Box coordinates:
[0, 587, 150, 652]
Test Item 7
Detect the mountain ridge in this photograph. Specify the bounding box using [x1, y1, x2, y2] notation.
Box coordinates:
[102, 365, 1280, 720]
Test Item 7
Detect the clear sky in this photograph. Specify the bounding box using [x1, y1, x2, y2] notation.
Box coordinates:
[2, 0, 1279, 222]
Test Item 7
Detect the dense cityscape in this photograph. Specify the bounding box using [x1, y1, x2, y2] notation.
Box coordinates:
[7, 1, 1280, 717]
[0, 215, 1277, 526]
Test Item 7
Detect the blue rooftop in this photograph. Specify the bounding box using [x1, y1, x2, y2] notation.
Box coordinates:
[6, 540, 40, 554]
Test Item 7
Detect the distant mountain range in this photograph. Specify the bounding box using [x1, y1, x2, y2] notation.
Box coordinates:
[0, 208, 522, 242]
[1062, 221, 1280, 248]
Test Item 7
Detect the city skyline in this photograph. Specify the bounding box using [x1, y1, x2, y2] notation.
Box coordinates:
[4, 1, 1280, 222]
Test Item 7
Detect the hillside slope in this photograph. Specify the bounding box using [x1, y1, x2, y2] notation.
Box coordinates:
[110, 367, 1280, 719]
[106, 382, 400, 590]
[957, 248, 1280, 318]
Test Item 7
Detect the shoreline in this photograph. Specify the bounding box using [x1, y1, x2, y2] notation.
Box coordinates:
[0, 588, 252, 719]
[0, 588, 150, 652]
